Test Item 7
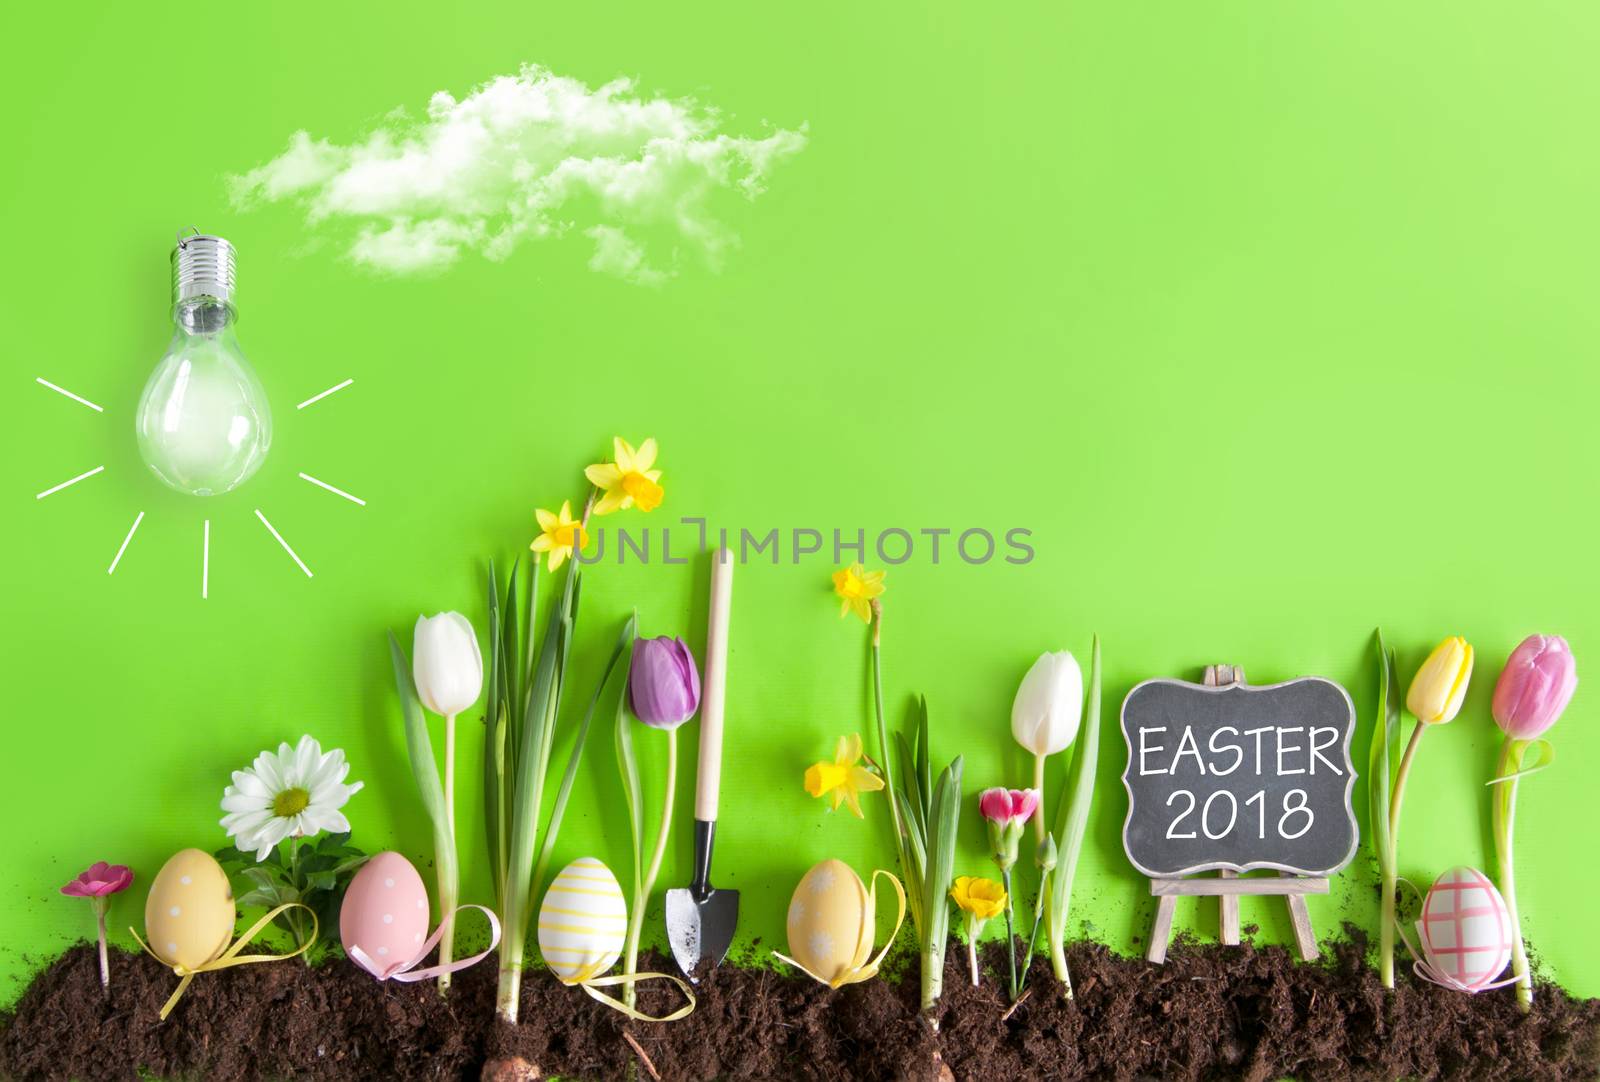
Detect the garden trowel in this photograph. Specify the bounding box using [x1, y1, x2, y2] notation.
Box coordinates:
[666, 548, 738, 980]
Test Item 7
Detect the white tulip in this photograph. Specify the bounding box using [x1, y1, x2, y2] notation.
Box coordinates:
[413, 612, 483, 717]
[1011, 650, 1083, 756]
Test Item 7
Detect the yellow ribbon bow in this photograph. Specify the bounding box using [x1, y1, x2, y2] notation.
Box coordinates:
[131, 902, 318, 1020]
[774, 868, 907, 988]
[556, 957, 695, 1022]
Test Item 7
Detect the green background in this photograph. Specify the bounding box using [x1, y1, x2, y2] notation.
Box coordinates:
[3, 1, 1598, 1006]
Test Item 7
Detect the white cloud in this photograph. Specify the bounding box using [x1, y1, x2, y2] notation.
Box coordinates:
[232, 65, 806, 283]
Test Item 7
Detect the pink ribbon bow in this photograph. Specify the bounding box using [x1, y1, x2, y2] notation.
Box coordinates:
[348, 905, 501, 983]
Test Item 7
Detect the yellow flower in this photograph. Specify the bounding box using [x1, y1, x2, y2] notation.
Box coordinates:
[529, 500, 590, 571]
[950, 876, 1008, 922]
[1406, 635, 1474, 724]
[803, 733, 884, 818]
[831, 563, 886, 623]
[584, 437, 664, 516]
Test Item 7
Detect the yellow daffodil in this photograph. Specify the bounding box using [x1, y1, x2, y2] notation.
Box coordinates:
[950, 875, 1008, 987]
[951, 876, 1008, 922]
[529, 500, 590, 571]
[803, 733, 885, 817]
[584, 437, 664, 515]
[832, 563, 886, 623]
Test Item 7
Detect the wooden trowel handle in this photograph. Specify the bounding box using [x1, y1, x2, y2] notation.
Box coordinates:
[697, 546, 733, 822]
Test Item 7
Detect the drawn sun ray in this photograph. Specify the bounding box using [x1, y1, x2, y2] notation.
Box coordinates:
[36, 377, 105, 412]
[296, 378, 353, 410]
[298, 471, 367, 506]
[255, 508, 313, 578]
[36, 465, 106, 500]
[107, 511, 145, 575]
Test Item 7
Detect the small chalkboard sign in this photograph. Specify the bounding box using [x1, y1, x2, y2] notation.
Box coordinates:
[1120, 665, 1358, 962]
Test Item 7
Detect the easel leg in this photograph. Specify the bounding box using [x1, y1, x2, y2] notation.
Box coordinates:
[1282, 872, 1317, 960]
[1147, 893, 1177, 963]
[1219, 869, 1240, 945]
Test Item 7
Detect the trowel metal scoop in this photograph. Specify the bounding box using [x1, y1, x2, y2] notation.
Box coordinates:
[666, 548, 738, 979]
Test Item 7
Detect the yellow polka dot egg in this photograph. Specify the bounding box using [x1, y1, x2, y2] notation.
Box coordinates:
[538, 857, 626, 984]
[144, 849, 235, 970]
[786, 859, 875, 985]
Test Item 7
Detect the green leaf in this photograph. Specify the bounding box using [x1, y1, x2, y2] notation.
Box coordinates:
[533, 612, 636, 902]
[484, 560, 504, 897]
[500, 559, 580, 976]
[915, 697, 933, 825]
[389, 631, 458, 932]
[1050, 634, 1100, 948]
[615, 650, 645, 898]
[923, 754, 963, 955]
[1368, 630, 1398, 875]
[893, 731, 926, 843]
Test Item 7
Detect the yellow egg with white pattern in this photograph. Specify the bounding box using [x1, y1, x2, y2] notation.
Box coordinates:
[786, 859, 874, 984]
[538, 857, 627, 984]
[144, 849, 235, 970]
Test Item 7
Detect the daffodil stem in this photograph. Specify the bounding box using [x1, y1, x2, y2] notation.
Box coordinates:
[624, 727, 677, 1011]
[1494, 736, 1533, 1012]
[93, 898, 110, 990]
[438, 711, 458, 996]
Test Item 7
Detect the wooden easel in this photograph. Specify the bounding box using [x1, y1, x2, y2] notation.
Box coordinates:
[1143, 664, 1326, 964]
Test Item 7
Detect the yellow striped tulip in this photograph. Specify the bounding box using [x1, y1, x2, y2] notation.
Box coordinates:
[1407, 636, 1474, 724]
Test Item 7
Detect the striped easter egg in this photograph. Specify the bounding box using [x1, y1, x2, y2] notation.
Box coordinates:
[538, 857, 627, 984]
[1417, 865, 1514, 992]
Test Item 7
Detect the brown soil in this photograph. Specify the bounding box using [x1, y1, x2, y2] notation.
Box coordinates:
[1, 934, 1596, 1081]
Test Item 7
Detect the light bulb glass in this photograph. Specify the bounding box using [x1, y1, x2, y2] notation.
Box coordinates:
[136, 236, 272, 497]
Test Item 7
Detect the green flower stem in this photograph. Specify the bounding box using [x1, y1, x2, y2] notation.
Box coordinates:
[624, 727, 677, 1011]
[965, 914, 980, 987]
[1382, 721, 1426, 990]
[1494, 736, 1533, 1012]
[92, 897, 110, 990]
[438, 712, 458, 995]
[1000, 867, 1018, 999]
[1388, 722, 1426, 844]
[1017, 873, 1048, 997]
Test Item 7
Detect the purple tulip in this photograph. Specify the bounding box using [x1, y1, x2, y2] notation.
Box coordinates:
[1491, 634, 1577, 740]
[628, 636, 701, 729]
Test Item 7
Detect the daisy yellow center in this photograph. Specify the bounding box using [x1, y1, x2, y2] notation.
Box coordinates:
[272, 787, 310, 817]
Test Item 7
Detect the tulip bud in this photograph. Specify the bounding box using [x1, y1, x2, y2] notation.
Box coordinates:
[412, 612, 483, 717]
[1011, 651, 1083, 756]
[1492, 634, 1577, 740]
[627, 636, 701, 729]
[1406, 635, 1474, 724]
[979, 788, 1040, 872]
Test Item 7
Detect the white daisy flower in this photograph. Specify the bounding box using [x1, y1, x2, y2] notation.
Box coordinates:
[220, 735, 364, 861]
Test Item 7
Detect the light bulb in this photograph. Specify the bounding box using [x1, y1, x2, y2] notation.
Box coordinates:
[136, 234, 272, 497]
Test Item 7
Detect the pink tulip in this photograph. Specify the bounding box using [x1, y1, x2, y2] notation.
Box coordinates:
[1491, 635, 1578, 740]
[60, 862, 133, 899]
[979, 787, 1041, 826]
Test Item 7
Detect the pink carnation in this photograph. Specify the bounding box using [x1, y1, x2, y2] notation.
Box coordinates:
[60, 862, 133, 899]
[979, 787, 1041, 826]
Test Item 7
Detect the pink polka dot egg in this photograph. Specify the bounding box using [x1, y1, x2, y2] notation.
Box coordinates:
[340, 851, 431, 976]
[1416, 865, 1514, 992]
